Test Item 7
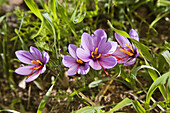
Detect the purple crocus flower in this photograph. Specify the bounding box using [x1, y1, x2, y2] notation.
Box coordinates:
[62, 44, 90, 76]
[15, 46, 49, 82]
[112, 29, 139, 66]
[77, 29, 117, 75]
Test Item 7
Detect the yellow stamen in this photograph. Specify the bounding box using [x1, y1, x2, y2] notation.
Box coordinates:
[96, 54, 101, 59]
[77, 59, 83, 64]
[94, 48, 98, 55]
[125, 44, 134, 53]
[33, 65, 42, 69]
[31, 60, 39, 65]
[91, 52, 94, 58]
[36, 60, 43, 65]
[120, 49, 133, 56]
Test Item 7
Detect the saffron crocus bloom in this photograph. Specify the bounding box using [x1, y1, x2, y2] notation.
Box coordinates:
[113, 29, 139, 66]
[15, 46, 49, 82]
[77, 29, 117, 75]
[62, 44, 90, 75]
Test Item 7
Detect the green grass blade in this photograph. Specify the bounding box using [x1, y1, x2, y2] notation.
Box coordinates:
[37, 84, 55, 113]
[145, 71, 170, 109]
[161, 50, 170, 66]
[107, 98, 132, 113]
[24, 0, 43, 20]
[132, 100, 146, 113]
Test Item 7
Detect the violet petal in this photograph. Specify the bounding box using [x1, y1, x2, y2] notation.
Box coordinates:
[99, 56, 117, 69]
[15, 50, 35, 64]
[115, 33, 131, 47]
[68, 44, 78, 59]
[40, 65, 46, 74]
[124, 58, 136, 66]
[25, 71, 40, 82]
[129, 29, 139, 41]
[89, 60, 101, 70]
[62, 55, 77, 67]
[77, 48, 91, 62]
[15, 66, 34, 75]
[67, 64, 78, 75]
[42, 51, 50, 64]
[30, 46, 42, 61]
[81, 33, 94, 52]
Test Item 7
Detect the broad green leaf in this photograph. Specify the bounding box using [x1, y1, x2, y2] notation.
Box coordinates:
[73, 106, 105, 113]
[107, 98, 132, 113]
[132, 100, 146, 113]
[161, 50, 170, 66]
[146, 71, 170, 109]
[37, 84, 55, 113]
[24, 0, 43, 20]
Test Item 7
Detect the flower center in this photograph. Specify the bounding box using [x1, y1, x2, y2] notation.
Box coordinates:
[31, 60, 43, 70]
[120, 44, 134, 56]
[91, 48, 101, 60]
[76, 59, 83, 64]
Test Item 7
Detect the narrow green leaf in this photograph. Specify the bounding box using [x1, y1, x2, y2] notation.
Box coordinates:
[131, 65, 161, 78]
[0, 15, 6, 23]
[146, 71, 170, 108]
[167, 78, 170, 103]
[38, 0, 49, 12]
[0, 109, 20, 113]
[132, 100, 146, 113]
[24, 0, 43, 20]
[37, 84, 54, 113]
[73, 106, 105, 113]
[107, 98, 132, 113]
[161, 50, 170, 66]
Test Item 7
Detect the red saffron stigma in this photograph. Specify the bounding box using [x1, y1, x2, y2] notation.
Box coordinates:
[97, 60, 109, 75]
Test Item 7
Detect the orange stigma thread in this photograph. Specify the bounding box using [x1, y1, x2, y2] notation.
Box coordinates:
[77, 59, 83, 64]
[91, 48, 101, 59]
[120, 44, 134, 56]
[31, 60, 43, 65]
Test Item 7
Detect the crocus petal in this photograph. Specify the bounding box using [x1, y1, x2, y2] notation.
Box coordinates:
[99, 56, 117, 69]
[129, 29, 139, 41]
[115, 33, 131, 47]
[89, 60, 101, 70]
[40, 65, 46, 74]
[42, 51, 49, 64]
[62, 55, 77, 67]
[81, 33, 94, 52]
[68, 44, 78, 59]
[67, 64, 78, 76]
[15, 66, 34, 75]
[107, 41, 118, 54]
[93, 29, 107, 48]
[77, 48, 91, 62]
[30, 46, 42, 61]
[25, 71, 40, 82]
[124, 58, 136, 66]
[15, 50, 35, 64]
[78, 63, 90, 75]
